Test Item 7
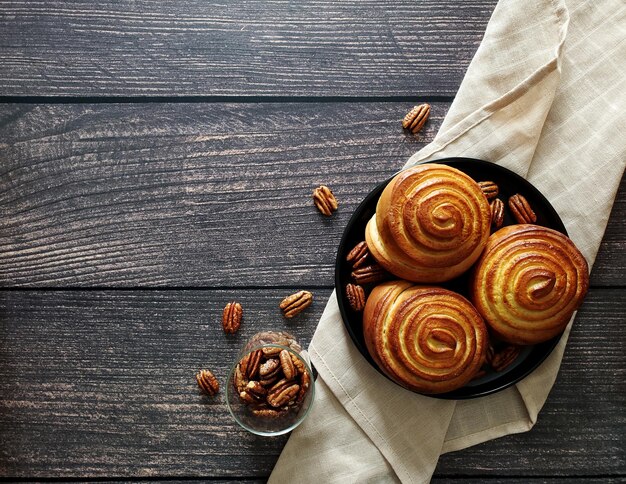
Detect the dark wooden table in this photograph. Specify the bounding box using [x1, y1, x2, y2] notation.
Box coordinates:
[0, 1, 624, 482]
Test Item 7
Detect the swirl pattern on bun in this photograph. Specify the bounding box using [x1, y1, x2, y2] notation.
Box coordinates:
[365, 163, 491, 283]
[470, 224, 589, 345]
[363, 281, 488, 394]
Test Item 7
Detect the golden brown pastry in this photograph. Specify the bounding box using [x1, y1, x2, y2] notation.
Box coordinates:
[470, 224, 589, 345]
[365, 163, 491, 283]
[363, 281, 488, 394]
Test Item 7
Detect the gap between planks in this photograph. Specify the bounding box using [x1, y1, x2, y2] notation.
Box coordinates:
[0, 95, 456, 104]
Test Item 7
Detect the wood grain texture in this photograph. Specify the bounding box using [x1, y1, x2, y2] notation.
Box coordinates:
[0, 288, 624, 478]
[1, 103, 624, 287]
[0, 102, 443, 287]
[0, 0, 498, 97]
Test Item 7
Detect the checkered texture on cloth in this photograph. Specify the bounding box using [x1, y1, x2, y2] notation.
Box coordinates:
[270, 0, 626, 482]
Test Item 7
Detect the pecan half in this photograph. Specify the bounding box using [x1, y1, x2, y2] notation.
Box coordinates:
[290, 353, 306, 376]
[233, 364, 248, 393]
[222, 301, 243, 334]
[490, 198, 505, 228]
[240, 349, 262, 379]
[351, 264, 388, 285]
[196, 369, 220, 396]
[346, 241, 370, 269]
[279, 349, 297, 380]
[245, 380, 267, 399]
[313, 185, 338, 216]
[509, 194, 537, 224]
[261, 346, 283, 357]
[491, 345, 521, 372]
[259, 358, 281, 378]
[279, 290, 313, 318]
[239, 390, 261, 404]
[402, 103, 430, 134]
[267, 380, 300, 408]
[345, 283, 366, 312]
[296, 369, 311, 405]
[478, 181, 499, 200]
[259, 375, 280, 387]
[250, 405, 286, 419]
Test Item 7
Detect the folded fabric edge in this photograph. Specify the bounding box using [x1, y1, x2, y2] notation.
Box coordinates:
[407, 0, 570, 171]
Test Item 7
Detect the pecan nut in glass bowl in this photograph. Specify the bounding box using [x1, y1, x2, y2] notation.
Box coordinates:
[225, 331, 315, 436]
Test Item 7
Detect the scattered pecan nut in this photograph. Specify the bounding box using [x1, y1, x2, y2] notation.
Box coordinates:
[346, 241, 370, 269]
[509, 194, 537, 224]
[196, 369, 220, 396]
[491, 345, 521, 372]
[222, 301, 243, 334]
[345, 283, 366, 312]
[313, 185, 338, 216]
[490, 198, 505, 228]
[478, 181, 499, 200]
[351, 264, 388, 285]
[279, 290, 313, 318]
[402, 103, 431, 134]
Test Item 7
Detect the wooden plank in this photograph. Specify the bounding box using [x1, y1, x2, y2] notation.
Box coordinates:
[0, 102, 443, 287]
[0, 288, 623, 478]
[1, 103, 624, 287]
[0, 0, 497, 97]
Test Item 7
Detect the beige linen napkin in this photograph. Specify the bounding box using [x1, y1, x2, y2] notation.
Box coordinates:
[270, 0, 626, 482]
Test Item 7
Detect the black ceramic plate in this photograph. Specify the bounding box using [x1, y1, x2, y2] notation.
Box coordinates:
[335, 157, 567, 400]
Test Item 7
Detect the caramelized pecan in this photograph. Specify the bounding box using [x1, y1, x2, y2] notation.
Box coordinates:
[261, 346, 283, 357]
[296, 369, 311, 405]
[490, 198, 505, 228]
[346, 283, 366, 312]
[259, 358, 281, 378]
[222, 301, 243, 334]
[196, 369, 220, 396]
[241, 349, 262, 379]
[279, 349, 297, 380]
[267, 380, 300, 408]
[313, 185, 338, 216]
[478, 181, 499, 200]
[509, 194, 537, 224]
[279, 290, 313, 318]
[233, 364, 248, 393]
[346, 241, 370, 269]
[492, 345, 521, 372]
[351, 264, 388, 285]
[245, 380, 267, 399]
[402, 104, 431, 134]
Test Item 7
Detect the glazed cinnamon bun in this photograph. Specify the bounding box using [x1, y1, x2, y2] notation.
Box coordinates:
[365, 163, 491, 283]
[363, 280, 488, 394]
[470, 224, 589, 345]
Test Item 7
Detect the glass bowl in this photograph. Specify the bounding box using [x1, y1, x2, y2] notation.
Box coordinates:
[225, 331, 315, 436]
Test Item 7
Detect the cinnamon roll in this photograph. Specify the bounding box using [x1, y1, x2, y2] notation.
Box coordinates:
[365, 163, 491, 283]
[470, 224, 589, 345]
[363, 281, 488, 394]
